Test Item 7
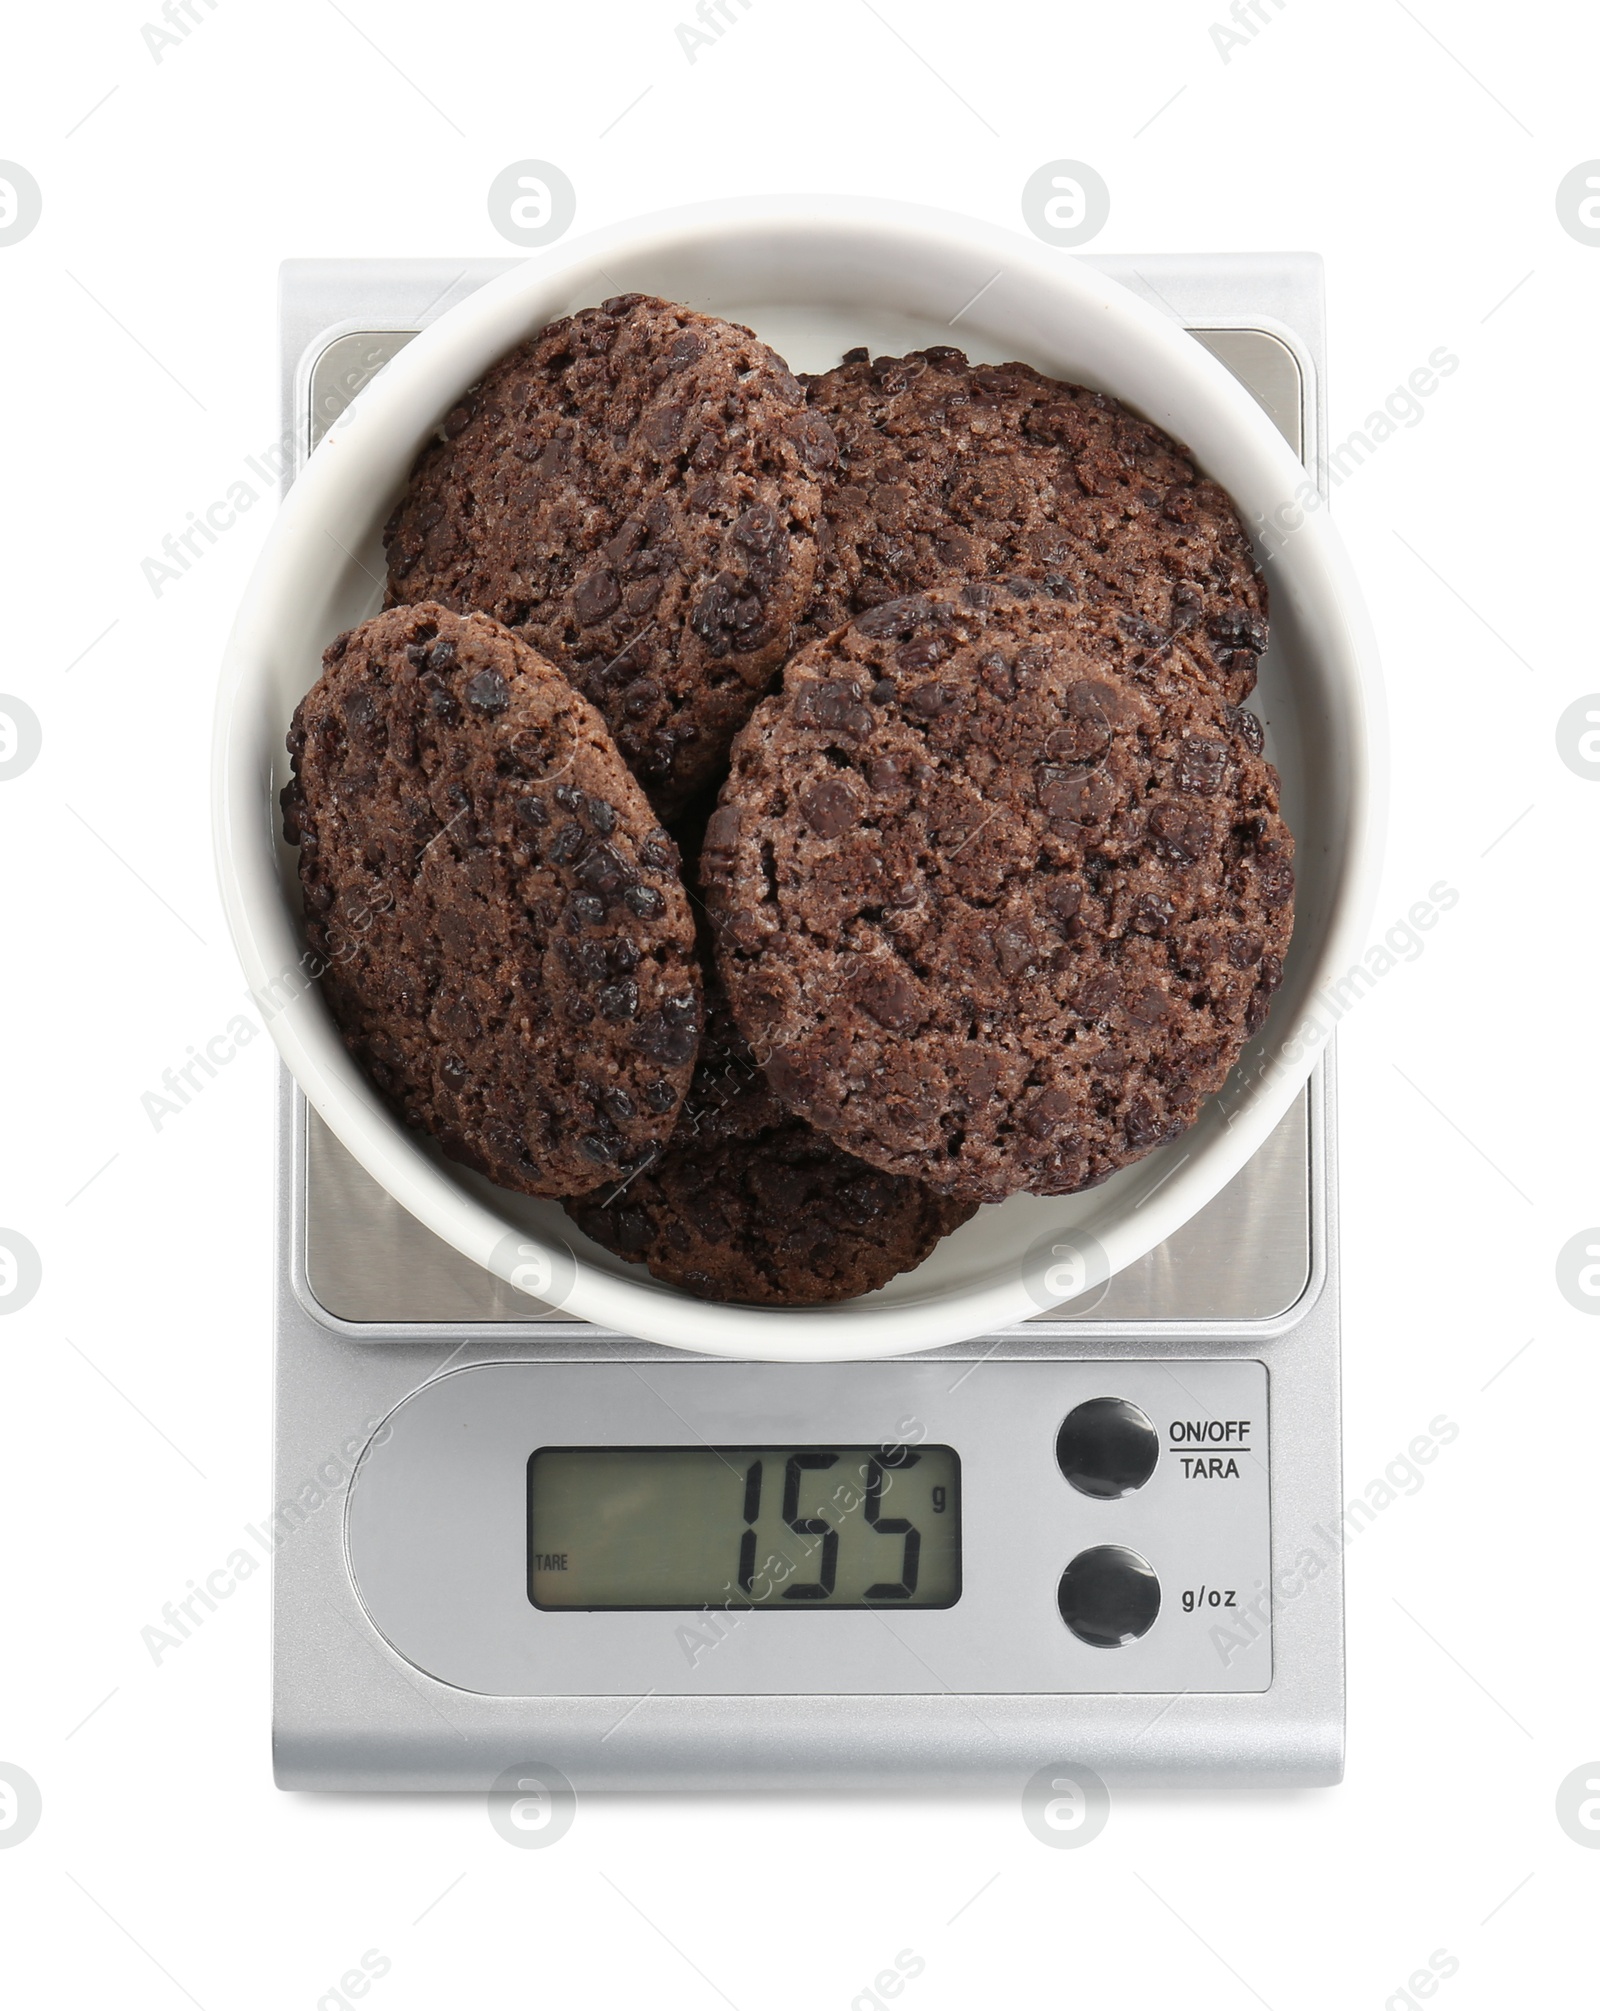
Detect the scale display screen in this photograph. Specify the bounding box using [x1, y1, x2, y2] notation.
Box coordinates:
[528, 1444, 961, 1611]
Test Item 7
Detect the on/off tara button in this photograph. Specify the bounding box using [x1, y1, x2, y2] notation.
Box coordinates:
[1055, 1397, 1160, 1498]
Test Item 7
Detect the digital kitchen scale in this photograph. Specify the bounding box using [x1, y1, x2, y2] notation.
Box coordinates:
[271, 253, 1343, 1792]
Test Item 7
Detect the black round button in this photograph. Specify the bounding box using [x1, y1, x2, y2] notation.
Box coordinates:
[1055, 1397, 1159, 1498]
[1058, 1545, 1161, 1647]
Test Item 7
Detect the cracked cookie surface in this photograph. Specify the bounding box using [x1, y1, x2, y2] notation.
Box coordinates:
[282, 603, 702, 1198]
[702, 583, 1293, 1204]
[800, 346, 1267, 701]
[565, 994, 976, 1304]
[384, 295, 833, 816]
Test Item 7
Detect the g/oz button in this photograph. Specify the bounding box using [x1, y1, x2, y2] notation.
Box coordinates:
[1056, 1397, 1159, 1498]
[1058, 1544, 1161, 1647]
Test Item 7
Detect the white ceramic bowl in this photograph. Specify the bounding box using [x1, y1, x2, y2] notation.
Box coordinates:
[213, 196, 1381, 1361]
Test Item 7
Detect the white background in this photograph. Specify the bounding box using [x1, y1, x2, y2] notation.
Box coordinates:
[1, 0, 1596, 2004]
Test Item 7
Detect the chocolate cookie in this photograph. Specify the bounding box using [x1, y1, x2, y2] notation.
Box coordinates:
[800, 347, 1267, 702]
[282, 604, 703, 1198]
[384, 295, 834, 816]
[702, 583, 1293, 1205]
[565, 998, 976, 1304]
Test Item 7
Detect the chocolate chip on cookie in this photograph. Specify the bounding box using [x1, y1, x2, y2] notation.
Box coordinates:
[282, 603, 702, 1197]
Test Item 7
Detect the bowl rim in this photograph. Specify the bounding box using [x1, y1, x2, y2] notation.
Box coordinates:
[212, 194, 1383, 1361]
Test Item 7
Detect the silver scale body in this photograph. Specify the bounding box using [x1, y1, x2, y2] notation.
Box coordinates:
[272, 253, 1344, 1792]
